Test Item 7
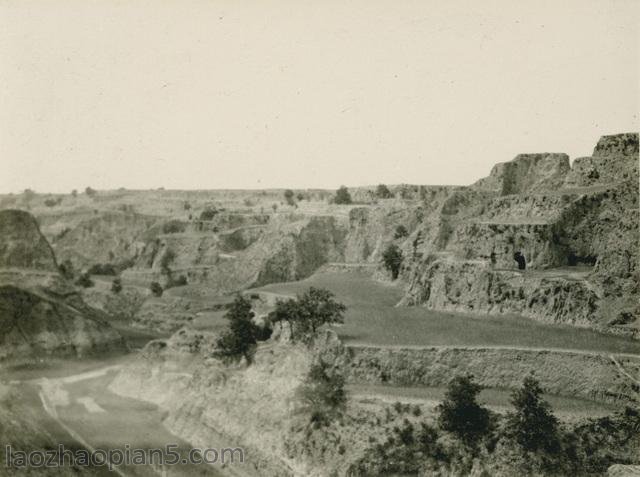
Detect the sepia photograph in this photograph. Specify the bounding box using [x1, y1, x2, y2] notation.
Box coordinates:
[0, 0, 638, 475]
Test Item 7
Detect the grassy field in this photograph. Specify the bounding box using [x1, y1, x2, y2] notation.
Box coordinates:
[253, 271, 640, 354]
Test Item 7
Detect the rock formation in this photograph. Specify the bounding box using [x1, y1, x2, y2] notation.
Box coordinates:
[0, 209, 124, 361]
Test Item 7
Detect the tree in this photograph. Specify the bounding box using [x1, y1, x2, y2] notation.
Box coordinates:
[75, 273, 94, 288]
[214, 295, 260, 363]
[85, 186, 97, 197]
[199, 206, 218, 221]
[150, 281, 163, 297]
[436, 374, 492, 445]
[376, 184, 393, 199]
[71, 189, 78, 198]
[394, 225, 409, 239]
[334, 186, 352, 205]
[59, 259, 75, 280]
[297, 360, 346, 425]
[268, 287, 346, 341]
[506, 376, 560, 453]
[111, 278, 123, 294]
[382, 244, 403, 279]
[284, 189, 295, 206]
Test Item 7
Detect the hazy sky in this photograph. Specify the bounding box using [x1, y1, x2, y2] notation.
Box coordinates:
[0, 0, 638, 193]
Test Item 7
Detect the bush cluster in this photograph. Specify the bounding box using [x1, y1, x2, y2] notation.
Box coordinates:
[268, 287, 346, 342]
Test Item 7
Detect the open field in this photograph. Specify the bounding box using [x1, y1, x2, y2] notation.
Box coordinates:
[253, 271, 640, 354]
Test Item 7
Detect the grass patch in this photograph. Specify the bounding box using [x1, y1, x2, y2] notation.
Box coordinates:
[253, 271, 640, 354]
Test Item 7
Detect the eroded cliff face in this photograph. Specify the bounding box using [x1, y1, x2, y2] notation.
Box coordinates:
[0, 210, 58, 271]
[109, 328, 350, 476]
[0, 210, 125, 361]
[400, 133, 639, 335]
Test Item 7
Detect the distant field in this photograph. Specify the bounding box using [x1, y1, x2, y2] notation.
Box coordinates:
[253, 271, 640, 354]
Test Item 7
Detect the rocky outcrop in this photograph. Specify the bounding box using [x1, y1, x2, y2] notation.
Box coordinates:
[48, 211, 159, 271]
[401, 257, 602, 327]
[0, 209, 58, 271]
[473, 153, 570, 195]
[0, 210, 125, 361]
[402, 134, 639, 335]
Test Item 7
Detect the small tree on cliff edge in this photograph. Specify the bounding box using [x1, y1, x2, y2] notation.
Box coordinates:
[268, 287, 346, 341]
[334, 186, 352, 205]
[215, 295, 260, 363]
[382, 244, 403, 279]
[437, 374, 492, 445]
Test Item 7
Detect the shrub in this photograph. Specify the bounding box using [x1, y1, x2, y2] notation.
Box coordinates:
[87, 263, 117, 275]
[75, 273, 94, 288]
[166, 274, 187, 288]
[71, 189, 78, 197]
[297, 360, 346, 426]
[199, 206, 218, 221]
[162, 221, 185, 234]
[150, 281, 163, 297]
[111, 278, 123, 294]
[85, 187, 97, 197]
[394, 225, 409, 239]
[382, 244, 403, 279]
[44, 198, 58, 207]
[160, 249, 176, 275]
[268, 287, 346, 341]
[58, 259, 75, 280]
[334, 186, 352, 205]
[183, 201, 191, 210]
[284, 189, 295, 206]
[376, 184, 393, 199]
[436, 374, 492, 445]
[505, 376, 560, 453]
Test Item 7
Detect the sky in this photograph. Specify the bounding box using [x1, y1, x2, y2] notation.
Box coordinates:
[0, 0, 638, 193]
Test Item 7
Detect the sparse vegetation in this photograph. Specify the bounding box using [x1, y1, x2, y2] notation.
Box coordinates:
[111, 278, 123, 294]
[394, 224, 409, 239]
[44, 197, 62, 207]
[382, 244, 403, 279]
[199, 206, 219, 221]
[375, 184, 393, 199]
[166, 274, 187, 288]
[87, 263, 117, 275]
[284, 189, 295, 206]
[334, 186, 352, 205]
[150, 281, 163, 297]
[268, 287, 346, 341]
[297, 360, 346, 426]
[58, 259, 75, 280]
[162, 220, 185, 234]
[75, 272, 94, 288]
